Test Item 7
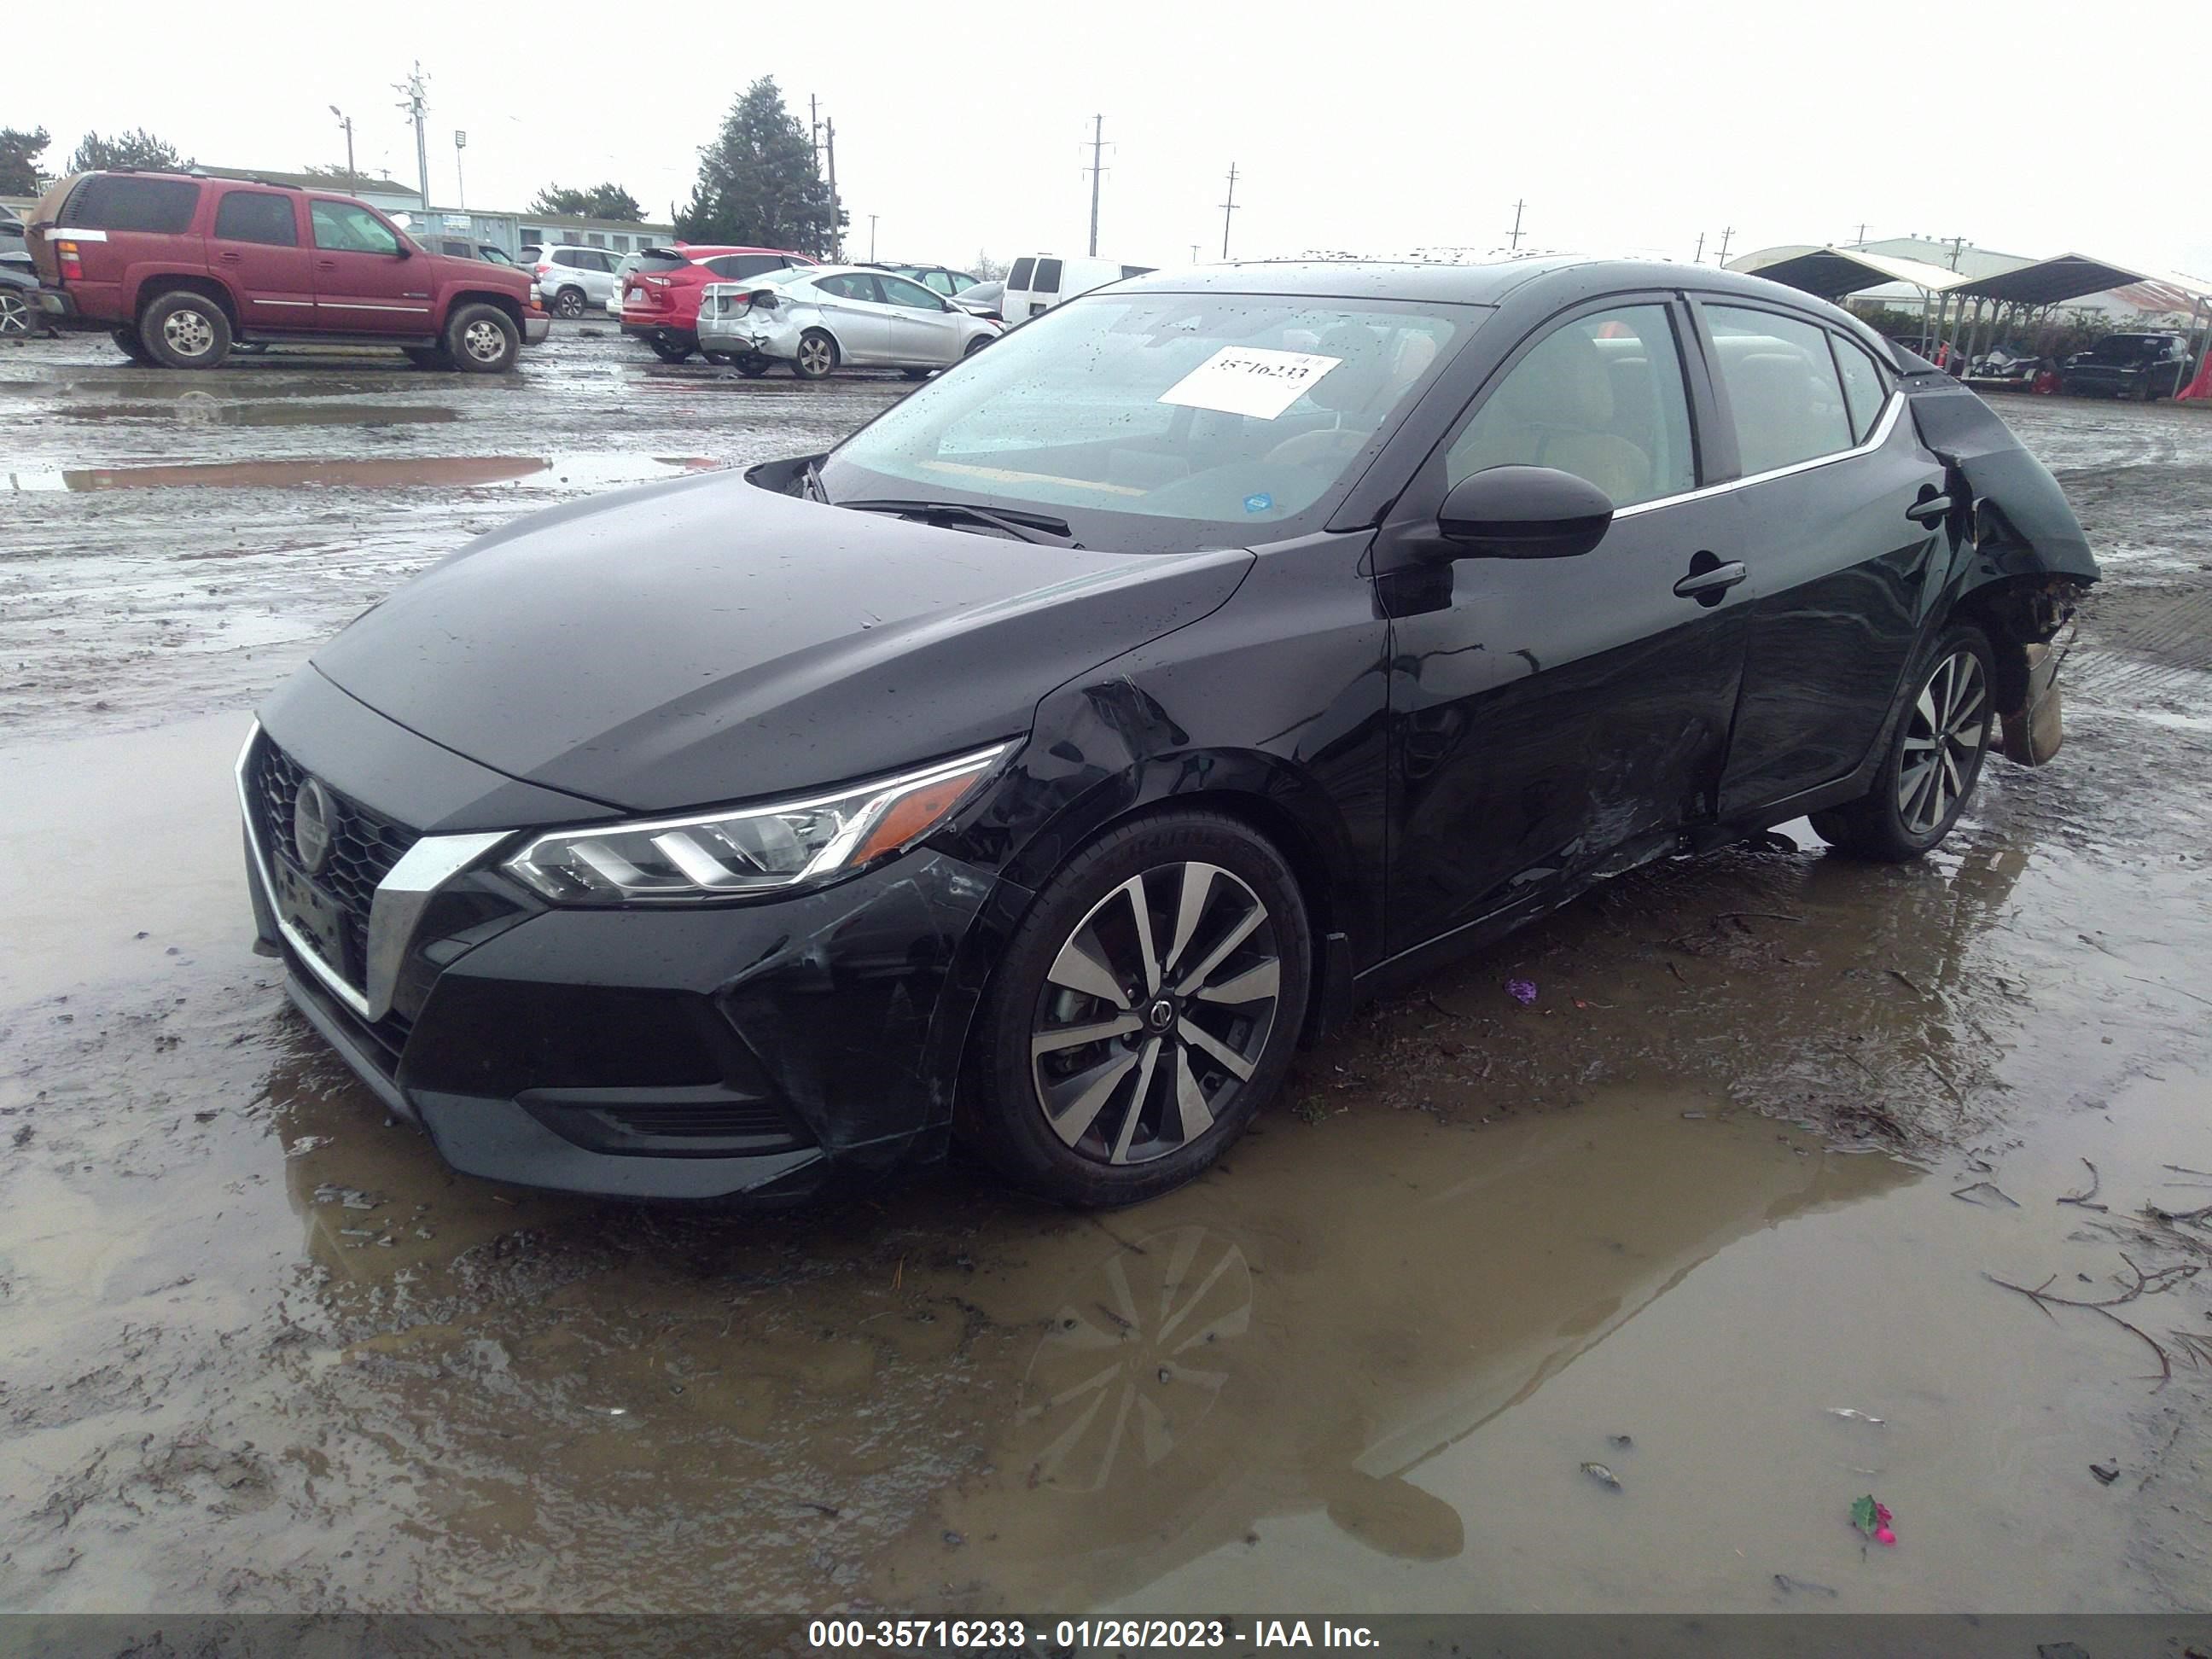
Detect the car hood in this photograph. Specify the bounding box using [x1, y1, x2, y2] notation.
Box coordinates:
[310, 470, 1254, 813]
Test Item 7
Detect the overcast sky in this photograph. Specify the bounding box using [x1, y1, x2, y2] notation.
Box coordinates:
[21, 0, 2209, 282]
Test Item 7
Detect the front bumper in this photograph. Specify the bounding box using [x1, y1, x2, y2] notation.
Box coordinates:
[241, 683, 1014, 1202]
[522, 314, 550, 345]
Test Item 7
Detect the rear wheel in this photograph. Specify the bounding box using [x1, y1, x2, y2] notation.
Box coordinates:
[701, 350, 736, 366]
[960, 811, 1312, 1208]
[1813, 621, 1995, 862]
[141, 290, 232, 370]
[552, 287, 586, 319]
[648, 331, 693, 364]
[446, 304, 519, 373]
[735, 353, 771, 377]
[791, 329, 837, 380]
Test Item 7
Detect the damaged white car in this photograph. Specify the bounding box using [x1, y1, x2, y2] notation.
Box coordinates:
[696, 265, 1002, 380]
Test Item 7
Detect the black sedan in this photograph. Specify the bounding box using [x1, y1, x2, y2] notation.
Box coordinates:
[2060, 331, 2194, 400]
[241, 258, 2098, 1208]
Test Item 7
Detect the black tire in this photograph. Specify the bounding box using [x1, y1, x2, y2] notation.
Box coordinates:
[403, 345, 452, 370]
[445, 304, 519, 374]
[648, 331, 693, 364]
[790, 329, 838, 380]
[735, 353, 771, 377]
[701, 350, 736, 366]
[552, 287, 587, 319]
[960, 810, 1313, 1208]
[900, 366, 933, 381]
[110, 327, 157, 364]
[0, 289, 38, 340]
[963, 334, 992, 356]
[1813, 620, 1996, 862]
[140, 289, 232, 370]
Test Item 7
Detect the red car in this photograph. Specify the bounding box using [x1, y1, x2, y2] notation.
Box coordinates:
[618, 243, 816, 363]
[24, 169, 547, 371]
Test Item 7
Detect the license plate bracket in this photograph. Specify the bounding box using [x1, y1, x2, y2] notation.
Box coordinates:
[273, 858, 351, 975]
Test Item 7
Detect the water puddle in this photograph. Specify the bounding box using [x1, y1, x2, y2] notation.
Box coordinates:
[61, 399, 461, 429]
[3, 452, 718, 493]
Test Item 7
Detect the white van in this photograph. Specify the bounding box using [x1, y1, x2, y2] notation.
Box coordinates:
[1000, 253, 1155, 323]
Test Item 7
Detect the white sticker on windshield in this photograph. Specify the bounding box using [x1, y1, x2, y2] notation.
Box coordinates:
[1156, 347, 1342, 421]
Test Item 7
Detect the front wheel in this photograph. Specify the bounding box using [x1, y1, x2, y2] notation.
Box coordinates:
[791, 329, 837, 380]
[0, 289, 37, 339]
[963, 334, 993, 357]
[900, 366, 933, 381]
[1813, 621, 1995, 862]
[403, 345, 452, 370]
[141, 290, 233, 370]
[960, 811, 1312, 1208]
[446, 304, 519, 373]
[111, 327, 157, 364]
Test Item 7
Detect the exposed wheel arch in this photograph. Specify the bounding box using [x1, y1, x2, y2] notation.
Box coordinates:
[132, 274, 236, 329]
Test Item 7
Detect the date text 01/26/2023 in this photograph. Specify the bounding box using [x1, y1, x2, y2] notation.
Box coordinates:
[804, 1618, 1383, 1650]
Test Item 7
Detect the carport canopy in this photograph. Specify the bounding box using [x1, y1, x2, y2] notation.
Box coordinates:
[1954, 252, 2212, 311]
[1732, 245, 1973, 301]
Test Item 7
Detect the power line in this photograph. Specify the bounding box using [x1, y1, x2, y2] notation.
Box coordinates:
[393, 62, 430, 210]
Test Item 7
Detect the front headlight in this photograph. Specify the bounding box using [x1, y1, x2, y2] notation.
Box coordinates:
[504, 743, 1010, 905]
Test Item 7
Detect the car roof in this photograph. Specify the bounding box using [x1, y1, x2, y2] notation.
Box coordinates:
[1112, 254, 1856, 309]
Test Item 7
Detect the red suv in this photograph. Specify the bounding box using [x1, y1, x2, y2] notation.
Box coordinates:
[617, 244, 815, 363]
[25, 169, 550, 371]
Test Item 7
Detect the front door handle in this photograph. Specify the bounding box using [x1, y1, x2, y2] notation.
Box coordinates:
[1673, 557, 1748, 602]
[1906, 492, 1954, 526]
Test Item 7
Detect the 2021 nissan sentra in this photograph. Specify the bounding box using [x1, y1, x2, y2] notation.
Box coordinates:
[240, 258, 2098, 1208]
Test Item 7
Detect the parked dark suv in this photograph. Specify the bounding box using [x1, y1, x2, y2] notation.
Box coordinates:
[24, 169, 550, 370]
[2060, 331, 2194, 400]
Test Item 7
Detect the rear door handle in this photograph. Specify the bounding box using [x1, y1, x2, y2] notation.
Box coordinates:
[1906, 492, 1954, 526]
[1673, 559, 1748, 600]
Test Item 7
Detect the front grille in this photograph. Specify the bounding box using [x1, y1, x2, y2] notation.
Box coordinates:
[250, 736, 420, 987]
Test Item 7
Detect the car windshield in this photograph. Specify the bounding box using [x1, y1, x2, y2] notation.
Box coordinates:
[479, 246, 515, 265]
[822, 290, 1467, 550]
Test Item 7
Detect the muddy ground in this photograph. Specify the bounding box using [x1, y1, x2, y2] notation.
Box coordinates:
[2, 327, 2209, 1617]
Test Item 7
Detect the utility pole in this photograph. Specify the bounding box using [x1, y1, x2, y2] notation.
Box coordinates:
[1084, 114, 1107, 258]
[1190, 242, 1200, 264]
[393, 62, 430, 212]
[329, 107, 355, 192]
[1855, 221, 1868, 245]
[869, 214, 878, 261]
[1507, 199, 1525, 252]
[1716, 225, 1733, 263]
[1220, 162, 1238, 259]
[1693, 230, 1705, 265]
[824, 118, 841, 260]
[1948, 234, 1965, 271]
[809, 95, 822, 178]
[453, 130, 466, 212]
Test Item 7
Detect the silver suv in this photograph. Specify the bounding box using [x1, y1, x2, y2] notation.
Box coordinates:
[527, 245, 621, 317]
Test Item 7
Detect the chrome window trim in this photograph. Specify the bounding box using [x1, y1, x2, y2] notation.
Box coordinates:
[235, 722, 507, 1022]
[1610, 390, 1903, 521]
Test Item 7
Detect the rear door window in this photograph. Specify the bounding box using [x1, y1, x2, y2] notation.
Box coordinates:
[1704, 305, 1856, 475]
[816, 271, 884, 302]
[66, 176, 199, 233]
[212, 190, 298, 247]
[707, 253, 783, 279]
[1033, 258, 1063, 294]
[1827, 333, 1889, 443]
[1006, 257, 1035, 292]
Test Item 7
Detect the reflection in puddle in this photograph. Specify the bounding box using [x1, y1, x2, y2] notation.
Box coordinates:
[3, 453, 719, 492]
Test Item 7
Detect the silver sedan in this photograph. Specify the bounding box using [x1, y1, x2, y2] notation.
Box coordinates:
[696, 265, 1002, 379]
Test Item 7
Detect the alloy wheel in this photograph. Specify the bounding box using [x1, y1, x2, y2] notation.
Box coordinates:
[798, 335, 835, 376]
[461, 320, 505, 364]
[1896, 649, 1989, 835]
[0, 292, 29, 337]
[164, 307, 215, 358]
[1029, 862, 1282, 1167]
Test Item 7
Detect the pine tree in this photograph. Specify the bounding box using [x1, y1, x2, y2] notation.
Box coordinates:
[677, 79, 843, 256]
[528, 183, 645, 223]
[67, 129, 192, 174]
[0, 127, 50, 195]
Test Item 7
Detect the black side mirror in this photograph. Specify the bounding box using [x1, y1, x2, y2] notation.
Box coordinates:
[1433, 465, 1615, 560]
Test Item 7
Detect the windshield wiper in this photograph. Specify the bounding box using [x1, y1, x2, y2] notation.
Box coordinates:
[838, 498, 1079, 547]
[800, 456, 829, 503]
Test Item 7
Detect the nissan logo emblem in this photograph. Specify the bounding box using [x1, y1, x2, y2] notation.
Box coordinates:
[293, 778, 335, 875]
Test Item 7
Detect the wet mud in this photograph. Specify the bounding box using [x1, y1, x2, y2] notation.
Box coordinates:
[2, 332, 2209, 1615]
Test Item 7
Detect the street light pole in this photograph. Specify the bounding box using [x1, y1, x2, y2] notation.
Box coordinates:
[329, 106, 355, 191]
[453, 130, 467, 212]
[869, 214, 878, 261]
